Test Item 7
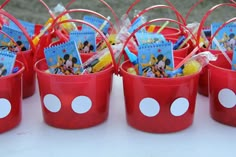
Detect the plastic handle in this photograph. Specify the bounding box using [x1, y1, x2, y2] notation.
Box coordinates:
[0, 0, 10, 9]
[49, 8, 115, 37]
[184, 0, 204, 22]
[117, 17, 198, 74]
[126, 0, 141, 15]
[99, 0, 120, 28]
[197, 3, 236, 46]
[48, 19, 117, 73]
[0, 30, 29, 70]
[130, 5, 186, 28]
[0, 10, 36, 53]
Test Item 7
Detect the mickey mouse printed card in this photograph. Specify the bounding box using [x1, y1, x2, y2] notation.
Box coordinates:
[70, 30, 96, 53]
[44, 40, 83, 75]
[138, 42, 174, 78]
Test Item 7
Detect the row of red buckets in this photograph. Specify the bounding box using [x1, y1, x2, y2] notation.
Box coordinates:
[0, 15, 236, 134]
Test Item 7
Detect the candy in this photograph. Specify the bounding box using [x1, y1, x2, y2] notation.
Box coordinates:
[183, 59, 201, 76]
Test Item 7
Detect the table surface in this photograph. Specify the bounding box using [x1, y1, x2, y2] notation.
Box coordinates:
[1, 75, 236, 157]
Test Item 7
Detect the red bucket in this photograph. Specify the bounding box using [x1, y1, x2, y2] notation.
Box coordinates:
[166, 37, 190, 58]
[120, 58, 200, 133]
[198, 49, 232, 96]
[208, 53, 236, 126]
[34, 55, 113, 129]
[146, 25, 181, 38]
[0, 60, 24, 133]
[16, 49, 36, 98]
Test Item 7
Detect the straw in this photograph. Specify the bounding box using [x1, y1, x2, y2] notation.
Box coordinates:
[177, 26, 198, 49]
[95, 16, 111, 37]
[157, 21, 169, 33]
[212, 37, 232, 65]
[174, 42, 204, 70]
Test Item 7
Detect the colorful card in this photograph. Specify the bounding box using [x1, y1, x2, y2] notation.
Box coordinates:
[135, 32, 166, 46]
[70, 30, 96, 53]
[232, 47, 236, 71]
[138, 41, 174, 78]
[9, 19, 35, 36]
[211, 22, 236, 51]
[82, 15, 110, 35]
[0, 25, 30, 52]
[44, 40, 83, 75]
[0, 49, 17, 77]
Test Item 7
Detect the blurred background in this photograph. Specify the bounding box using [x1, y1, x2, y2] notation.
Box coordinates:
[1, 0, 235, 27]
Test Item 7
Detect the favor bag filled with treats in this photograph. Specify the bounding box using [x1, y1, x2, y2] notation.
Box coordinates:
[33, 2, 123, 129]
[118, 15, 216, 133]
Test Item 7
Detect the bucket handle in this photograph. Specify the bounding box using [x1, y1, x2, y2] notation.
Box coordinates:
[130, 4, 186, 29]
[116, 18, 198, 75]
[0, 10, 36, 53]
[205, 17, 236, 50]
[50, 8, 115, 40]
[0, 9, 36, 70]
[197, 2, 236, 46]
[0, 0, 10, 9]
[46, 18, 116, 72]
[39, 0, 119, 31]
[33, 8, 115, 61]
[99, 0, 120, 28]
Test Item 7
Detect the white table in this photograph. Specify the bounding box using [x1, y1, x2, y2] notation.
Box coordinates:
[1, 75, 236, 157]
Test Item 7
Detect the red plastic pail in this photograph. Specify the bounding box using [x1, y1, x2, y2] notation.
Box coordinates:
[146, 25, 181, 38]
[167, 37, 190, 58]
[208, 53, 236, 126]
[120, 58, 200, 133]
[0, 60, 24, 133]
[34, 55, 113, 129]
[198, 49, 232, 96]
[16, 49, 36, 98]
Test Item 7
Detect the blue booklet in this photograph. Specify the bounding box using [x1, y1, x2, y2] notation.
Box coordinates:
[44, 40, 83, 75]
[82, 15, 110, 35]
[0, 25, 30, 52]
[0, 49, 17, 77]
[211, 22, 236, 51]
[138, 41, 174, 78]
[70, 30, 96, 53]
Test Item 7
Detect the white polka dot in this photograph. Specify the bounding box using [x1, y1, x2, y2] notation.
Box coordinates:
[170, 98, 189, 116]
[0, 99, 11, 118]
[43, 94, 61, 112]
[218, 88, 236, 108]
[139, 98, 160, 117]
[71, 96, 92, 114]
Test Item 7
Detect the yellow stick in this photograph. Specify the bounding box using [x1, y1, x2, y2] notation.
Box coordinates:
[157, 21, 170, 34]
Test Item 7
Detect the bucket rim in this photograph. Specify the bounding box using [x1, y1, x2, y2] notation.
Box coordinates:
[34, 58, 114, 78]
[0, 60, 25, 80]
[119, 60, 201, 81]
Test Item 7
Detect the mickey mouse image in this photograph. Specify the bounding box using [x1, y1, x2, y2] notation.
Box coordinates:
[77, 41, 94, 53]
[63, 54, 78, 75]
[83, 41, 94, 53]
[50, 54, 81, 75]
[142, 54, 172, 78]
[154, 54, 172, 78]
[0, 63, 7, 77]
[1, 40, 26, 52]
